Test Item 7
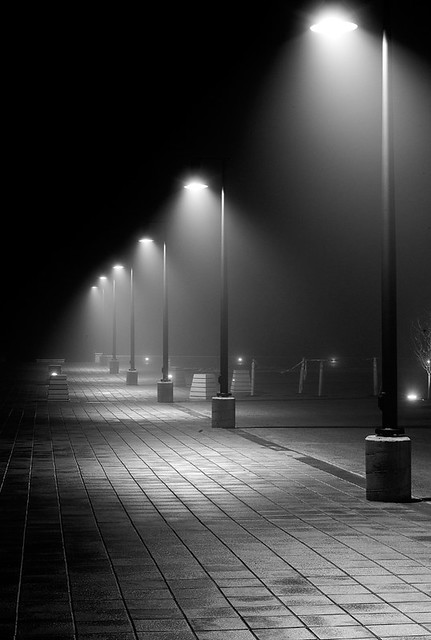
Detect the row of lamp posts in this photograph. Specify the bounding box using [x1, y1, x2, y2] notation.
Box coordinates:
[94, 179, 236, 429]
[91, 8, 412, 500]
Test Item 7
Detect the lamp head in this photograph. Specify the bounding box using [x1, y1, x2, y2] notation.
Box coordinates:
[310, 11, 358, 35]
[184, 181, 208, 191]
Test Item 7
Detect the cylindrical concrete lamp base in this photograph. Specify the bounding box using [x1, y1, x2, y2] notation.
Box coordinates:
[212, 396, 236, 429]
[365, 435, 411, 502]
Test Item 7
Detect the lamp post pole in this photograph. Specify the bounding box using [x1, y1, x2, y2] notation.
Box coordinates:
[219, 186, 229, 397]
[109, 273, 119, 373]
[212, 178, 235, 428]
[157, 241, 173, 402]
[99, 276, 107, 360]
[310, 10, 411, 501]
[126, 266, 138, 385]
[109, 265, 123, 374]
[184, 177, 236, 427]
[365, 22, 411, 501]
[377, 27, 401, 436]
[162, 241, 169, 382]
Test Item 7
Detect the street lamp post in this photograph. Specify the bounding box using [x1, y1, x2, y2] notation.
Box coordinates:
[99, 276, 107, 361]
[109, 265, 123, 374]
[126, 266, 138, 385]
[310, 10, 411, 501]
[157, 241, 173, 402]
[184, 178, 236, 428]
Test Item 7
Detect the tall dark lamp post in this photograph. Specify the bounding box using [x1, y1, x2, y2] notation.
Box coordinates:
[126, 266, 138, 385]
[184, 179, 236, 428]
[99, 276, 107, 360]
[156, 241, 173, 402]
[109, 264, 123, 374]
[310, 10, 411, 501]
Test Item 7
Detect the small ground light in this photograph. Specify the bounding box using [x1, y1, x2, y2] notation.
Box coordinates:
[406, 392, 419, 401]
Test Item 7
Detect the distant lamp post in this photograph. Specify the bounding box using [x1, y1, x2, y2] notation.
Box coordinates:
[126, 265, 138, 385]
[99, 276, 107, 362]
[128, 237, 154, 388]
[184, 176, 236, 428]
[141, 236, 173, 403]
[109, 264, 123, 374]
[157, 242, 173, 402]
[311, 9, 411, 502]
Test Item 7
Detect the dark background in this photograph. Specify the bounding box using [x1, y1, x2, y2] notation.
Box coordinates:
[4, 1, 431, 381]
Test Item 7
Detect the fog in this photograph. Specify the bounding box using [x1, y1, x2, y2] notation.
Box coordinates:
[31, 24, 430, 379]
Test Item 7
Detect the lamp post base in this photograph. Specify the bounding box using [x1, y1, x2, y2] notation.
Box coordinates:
[212, 395, 236, 429]
[157, 380, 173, 403]
[126, 369, 138, 385]
[365, 434, 411, 502]
[109, 359, 120, 374]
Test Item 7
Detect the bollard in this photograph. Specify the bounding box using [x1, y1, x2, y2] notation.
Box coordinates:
[365, 435, 411, 502]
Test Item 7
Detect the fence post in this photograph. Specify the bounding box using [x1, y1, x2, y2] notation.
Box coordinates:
[298, 358, 306, 394]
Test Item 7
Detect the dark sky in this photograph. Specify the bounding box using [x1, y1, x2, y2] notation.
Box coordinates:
[4, 1, 431, 367]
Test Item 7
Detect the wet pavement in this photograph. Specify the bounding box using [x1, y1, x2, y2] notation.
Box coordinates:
[1, 362, 430, 639]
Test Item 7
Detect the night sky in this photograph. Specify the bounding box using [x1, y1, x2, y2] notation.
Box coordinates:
[4, 1, 430, 370]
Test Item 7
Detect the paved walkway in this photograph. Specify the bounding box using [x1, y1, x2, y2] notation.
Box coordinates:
[1, 363, 430, 639]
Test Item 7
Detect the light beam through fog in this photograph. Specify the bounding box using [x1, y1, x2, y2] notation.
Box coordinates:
[41, 15, 429, 394]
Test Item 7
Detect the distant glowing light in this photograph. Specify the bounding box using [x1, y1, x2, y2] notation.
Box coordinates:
[91, 285, 97, 290]
[113, 264, 124, 270]
[330, 357, 337, 365]
[406, 392, 419, 401]
[51, 371, 58, 377]
[184, 181, 208, 191]
[310, 17, 358, 35]
[237, 357, 243, 363]
[99, 275, 107, 281]
[139, 237, 154, 244]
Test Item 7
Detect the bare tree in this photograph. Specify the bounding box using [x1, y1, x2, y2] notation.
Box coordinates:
[411, 309, 431, 400]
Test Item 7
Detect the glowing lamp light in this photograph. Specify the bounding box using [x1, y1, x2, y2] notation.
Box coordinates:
[184, 181, 208, 191]
[113, 264, 124, 270]
[51, 371, 58, 376]
[310, 17, 358, 35]
[139, 237, 154, 244]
